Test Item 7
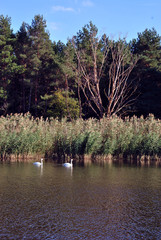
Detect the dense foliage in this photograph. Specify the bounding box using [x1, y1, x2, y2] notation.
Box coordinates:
[0, 113, 160, 160]
[0, 14, 161, 119]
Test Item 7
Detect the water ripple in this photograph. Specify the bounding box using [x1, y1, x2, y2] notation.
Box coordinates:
[0, 163, 161, 239]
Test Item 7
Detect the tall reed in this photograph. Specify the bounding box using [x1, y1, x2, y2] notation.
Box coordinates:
[0, 113, 160, 160]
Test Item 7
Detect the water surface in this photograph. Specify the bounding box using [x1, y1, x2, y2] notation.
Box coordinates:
[0, 161, 161, 239]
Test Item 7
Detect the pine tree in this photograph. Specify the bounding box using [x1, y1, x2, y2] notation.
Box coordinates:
[132, 28, 161, 71]
[0, 15, 18, 114]
[131, 28, 161, 117]
[27, 15, 55, 116]
[13, 22, 30, 113]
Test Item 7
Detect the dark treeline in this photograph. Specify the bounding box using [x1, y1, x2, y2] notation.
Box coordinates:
[0, 14, 161, 119]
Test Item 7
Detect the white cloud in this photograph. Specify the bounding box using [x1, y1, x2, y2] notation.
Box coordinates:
[82, 0, 94, 7]
[52, 5, 75, 12]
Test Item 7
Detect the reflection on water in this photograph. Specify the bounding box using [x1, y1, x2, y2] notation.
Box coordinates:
[33, 164, 44, 176]
[0, 161, 161, 239]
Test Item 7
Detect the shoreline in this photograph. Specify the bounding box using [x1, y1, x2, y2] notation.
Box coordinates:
[1, 153, 161, 165]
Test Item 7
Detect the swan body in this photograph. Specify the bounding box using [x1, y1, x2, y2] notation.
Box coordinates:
[63, 159, 73, 167]
[33, 158, 43, 166]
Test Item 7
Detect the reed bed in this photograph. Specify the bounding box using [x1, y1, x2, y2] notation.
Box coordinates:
[0, 113, 161, 161]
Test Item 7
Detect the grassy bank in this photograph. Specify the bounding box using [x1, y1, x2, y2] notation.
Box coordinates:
[0, 113, 161, 161]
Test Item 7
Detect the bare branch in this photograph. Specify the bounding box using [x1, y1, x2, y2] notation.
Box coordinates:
[71, 29, 138, 118]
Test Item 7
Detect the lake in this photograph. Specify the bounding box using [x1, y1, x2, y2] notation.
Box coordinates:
[0, 160, 161, 239]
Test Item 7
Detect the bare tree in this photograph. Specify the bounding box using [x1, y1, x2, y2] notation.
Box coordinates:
[106, 40, 138, 117]
[72, 28, 109, 118]
[71, 23, 138, 118]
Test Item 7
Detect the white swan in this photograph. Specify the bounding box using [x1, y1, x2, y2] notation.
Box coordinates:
[63, 159, 73, 167]
[33, 158, 43, 166]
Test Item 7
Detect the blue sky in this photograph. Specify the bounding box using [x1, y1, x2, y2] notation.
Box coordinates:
[1, 0, 161, 43]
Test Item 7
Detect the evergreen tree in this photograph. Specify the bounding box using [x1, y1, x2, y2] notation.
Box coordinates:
[0, 15, 18, 114]
[131, 28, 161, 117]
[57, 40, 79, 118]
[132, 28, 161, 70]
[40, 40, 80, 119]
[12, 22, 30, 113]
[27, 15, 55, 116]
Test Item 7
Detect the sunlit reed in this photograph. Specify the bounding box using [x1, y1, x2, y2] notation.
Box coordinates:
[0, 113, 160, 161]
